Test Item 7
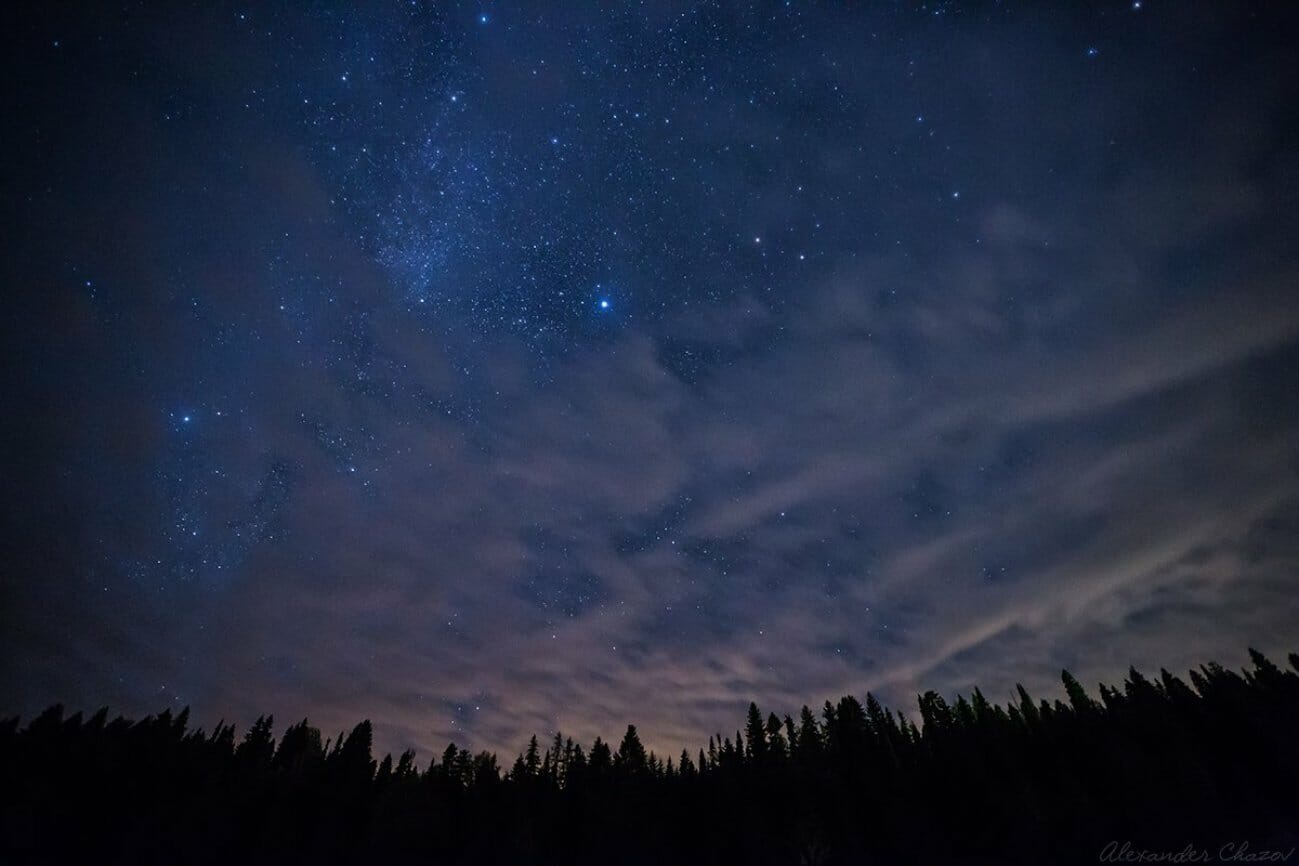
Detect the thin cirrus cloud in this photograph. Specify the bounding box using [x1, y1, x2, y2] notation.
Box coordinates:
[172, 221, 1298, 759]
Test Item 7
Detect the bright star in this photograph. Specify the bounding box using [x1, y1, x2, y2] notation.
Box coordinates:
[598, 299, 610, 310]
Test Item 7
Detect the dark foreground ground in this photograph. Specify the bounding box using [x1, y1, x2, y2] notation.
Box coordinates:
[3, 649, 1297, 865]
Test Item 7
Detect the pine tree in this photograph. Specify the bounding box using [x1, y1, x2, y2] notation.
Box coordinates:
[616, 725, 648, 776]
[394, 749, 417, 780]
[1062, 669, 1097, 716]
[437, 742, 459, 786]
[765, 712, 787, 760]
[375, 753, 394, 785]
[274, 718, 323, 770]
[745, 702, 768, 762]
[797, 706, 822, 763]
[1248, 648, 1287, 690]
[335, 720, 375, 782]
[588, 736, 612, 777]
[568, 742, 587, 780]
[235, 714, 275, 768]
[548, 732, 565, 785]
[524, 734, 541, 778]
[1015, 684, 1040, 727]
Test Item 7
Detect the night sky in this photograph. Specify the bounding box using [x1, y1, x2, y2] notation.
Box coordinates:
[4, 2, 1298, 759]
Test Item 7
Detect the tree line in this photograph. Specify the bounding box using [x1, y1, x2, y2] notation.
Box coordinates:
[2, 648, 1297, 864]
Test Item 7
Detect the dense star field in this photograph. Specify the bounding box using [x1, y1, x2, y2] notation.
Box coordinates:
[3, 2, 1298, 760]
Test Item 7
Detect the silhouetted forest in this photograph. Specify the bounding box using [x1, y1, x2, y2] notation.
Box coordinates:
[3, 649, 1298, 865]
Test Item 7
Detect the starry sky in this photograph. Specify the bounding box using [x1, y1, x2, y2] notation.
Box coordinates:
[4, 2, 1298, 759]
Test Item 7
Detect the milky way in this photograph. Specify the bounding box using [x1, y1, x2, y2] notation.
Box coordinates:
[4, 2, 1298, 759]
